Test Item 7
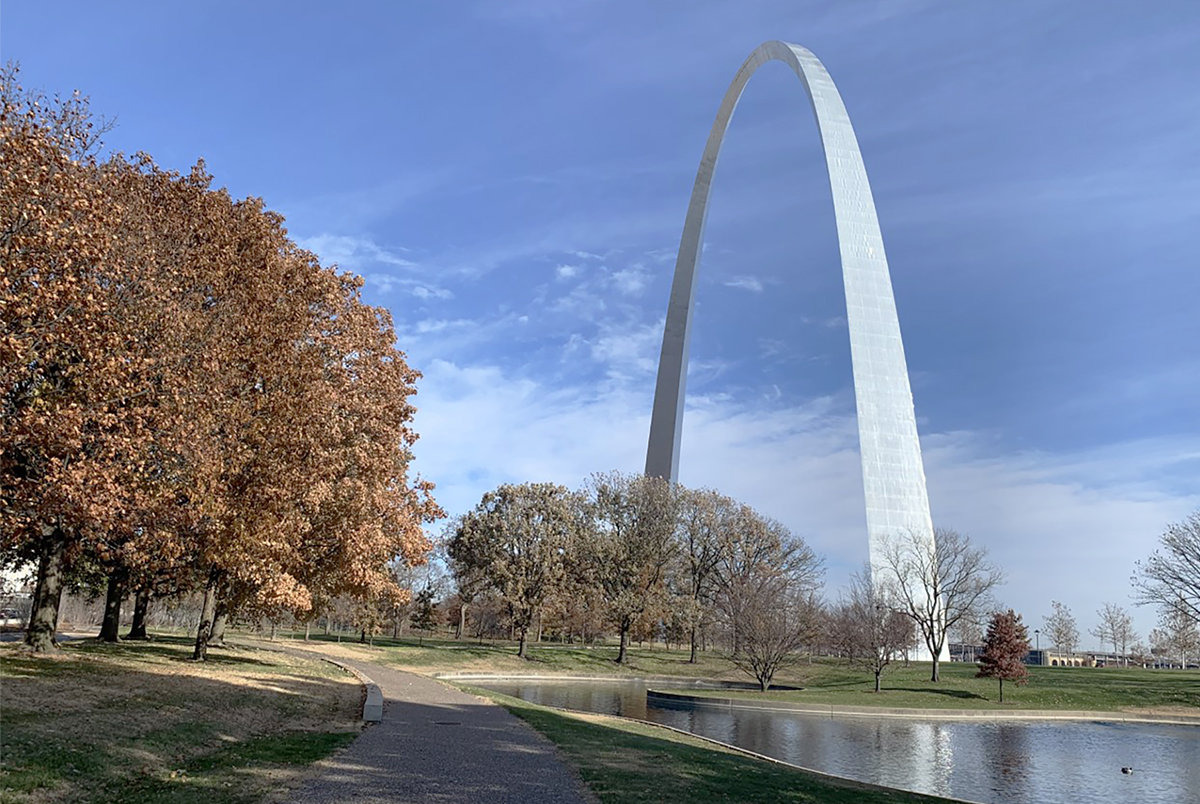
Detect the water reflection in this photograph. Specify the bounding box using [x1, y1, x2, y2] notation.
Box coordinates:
[477, 680, 1199, 804]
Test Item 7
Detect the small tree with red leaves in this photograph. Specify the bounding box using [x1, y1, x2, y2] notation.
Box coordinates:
[977, 609, 1031, 703]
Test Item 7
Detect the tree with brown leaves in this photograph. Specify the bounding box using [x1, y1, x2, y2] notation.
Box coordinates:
[976, 609, 1030, 703]
[448, 483, 577, 659]
[2, 68, 440, 657]
[578, 472, 680, 665]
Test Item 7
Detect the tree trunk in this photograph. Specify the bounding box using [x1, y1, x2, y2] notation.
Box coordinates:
[192, 567, 220, 661]
[518, 627, 528, 659]
[360, 628, 367, 643]
[759, 675, 770, 692]
[210, 603, 229, 647]
[24, 531, 66, 653]
[875, 670, 882, 693]
[98, 571, 126, 642]
[304, 620, 310, 641]
[998, 677, 1004, 703]
[126, 590, 150, 640]
[616, 624, 629, 664]
[535, 612, 543, 644]
[930, 655, 940, 682]
[270, 620, 277, 641]
[323, 617, 330, 635]
[457, 602, 467, 640]
[689, 624, 698, 664]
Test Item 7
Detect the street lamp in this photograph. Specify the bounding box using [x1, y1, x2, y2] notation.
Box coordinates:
[1035, 629, 1040, 652]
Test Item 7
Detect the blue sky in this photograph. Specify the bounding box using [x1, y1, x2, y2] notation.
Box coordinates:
[4, 1, 1198, 646]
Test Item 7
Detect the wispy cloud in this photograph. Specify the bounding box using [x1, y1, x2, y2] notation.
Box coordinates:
[723, 275, 764, 292]
[609, 264, 651, 295]
[801, 315, 848, 329]
[300, 233, 417, 272]
[411, 285, 454, 301]
[589, 319, 664, 380]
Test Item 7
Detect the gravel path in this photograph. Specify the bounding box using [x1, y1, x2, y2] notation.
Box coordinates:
[286, 655, 596, 804]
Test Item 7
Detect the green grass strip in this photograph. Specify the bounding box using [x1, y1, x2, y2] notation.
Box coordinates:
[465, 686, 954, 804]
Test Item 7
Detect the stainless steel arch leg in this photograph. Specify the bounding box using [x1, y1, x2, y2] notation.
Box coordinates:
[645, 41, 938, 624]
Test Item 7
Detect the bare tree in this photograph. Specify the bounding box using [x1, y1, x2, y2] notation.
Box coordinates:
[1091, 602, 1135, 662]
[879, 527, 1003, 682]
[729, 532, 824, 691]
[833, 567, 915, 692]
[672, 488, 730, 663]
[947, 602, 989, 647]
[1151, 598, 1199, 668]
[1133, 511, 1200, 626]
[714, 506, 822, 657]
[1043, 600, 1080, 654]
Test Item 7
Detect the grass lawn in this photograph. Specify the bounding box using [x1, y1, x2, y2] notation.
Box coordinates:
[463, 685, 951, 804]
[276, 632, 1200, 714]
[0, 635, 360, 804]
[679, 660, 1200, 712]
[283, 631, 744, 679]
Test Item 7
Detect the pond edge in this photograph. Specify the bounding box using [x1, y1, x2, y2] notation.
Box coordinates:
[645, 689, 1200, 725]
[434, 673, 1200, 726]
[455, 679, 978, 804]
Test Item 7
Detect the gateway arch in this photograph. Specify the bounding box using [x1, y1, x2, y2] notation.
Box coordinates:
[646, 40, 937, 595]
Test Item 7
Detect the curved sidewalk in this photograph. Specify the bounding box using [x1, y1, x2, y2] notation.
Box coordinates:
[286, 655, 594, 804]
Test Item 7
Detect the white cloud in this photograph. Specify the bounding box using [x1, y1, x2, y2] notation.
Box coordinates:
[411, 285, 454, 301]
[299, 233, 417, 271]
[801, 315, 848, 329]
[590, 320, 663, 379]
[609, 265, 650, 295]
[555, 263, 581, 280]
[364, 274, 453, 300]
[407, 353, 1198, 649]
[550, 284, 608, 321]
[723, 275, 764, 292]
[414, 319, 474, 334]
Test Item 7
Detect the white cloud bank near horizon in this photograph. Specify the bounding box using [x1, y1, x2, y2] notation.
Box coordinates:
[408, 354, 1200, 649]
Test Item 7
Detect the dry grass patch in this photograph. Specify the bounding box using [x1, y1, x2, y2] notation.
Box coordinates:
[0, 635, 360, 804]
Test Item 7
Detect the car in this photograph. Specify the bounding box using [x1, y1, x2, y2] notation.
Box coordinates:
[0, 608, 25, 629]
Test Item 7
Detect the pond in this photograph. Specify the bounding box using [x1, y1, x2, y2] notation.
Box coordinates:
[474, 678, 1200, 804]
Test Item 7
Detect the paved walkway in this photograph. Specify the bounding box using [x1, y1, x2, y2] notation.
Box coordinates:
[286, 655, 595, 804]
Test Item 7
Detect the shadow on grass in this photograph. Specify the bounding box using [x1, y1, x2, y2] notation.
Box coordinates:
[0, 640, 361, 804]
[886, 687, 988, 701]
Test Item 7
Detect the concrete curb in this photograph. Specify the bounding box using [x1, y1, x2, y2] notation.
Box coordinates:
[319, 656, 383, 723]
[645, 689, 1200, 726]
